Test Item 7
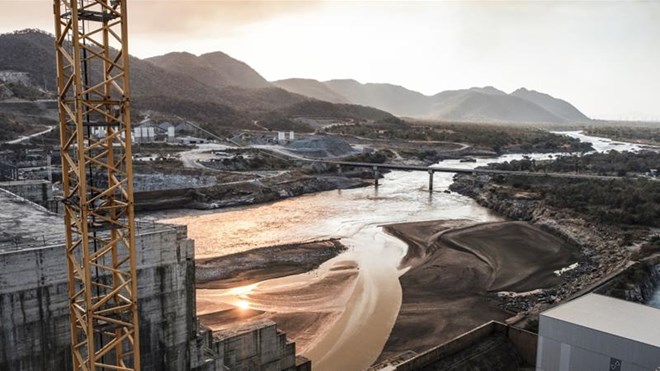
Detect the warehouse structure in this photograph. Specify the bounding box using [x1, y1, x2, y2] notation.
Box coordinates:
[536, 293, 660, 371]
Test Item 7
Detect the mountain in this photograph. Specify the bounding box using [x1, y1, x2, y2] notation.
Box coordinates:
[273, 77, 590, 124]
[0, 29, 57, 92]
[1, 29, 590, 132]
[430, 89, 565, 123]
[273, 78, 350, 104]
[510, 88, 590, 122]
[323, 79, 432, 117]
[146, 51, 271, 90]
[0, 29, 398, 138]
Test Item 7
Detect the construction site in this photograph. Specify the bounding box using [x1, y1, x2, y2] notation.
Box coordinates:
[2, 1, 660, 371]
[0, 1, 307, 370]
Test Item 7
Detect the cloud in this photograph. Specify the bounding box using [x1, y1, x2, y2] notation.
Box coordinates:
[129, 1, 321, 36]
[0, 1, 321, 37]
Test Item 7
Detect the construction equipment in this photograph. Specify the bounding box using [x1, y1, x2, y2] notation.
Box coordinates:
[53, 0, 140, 369]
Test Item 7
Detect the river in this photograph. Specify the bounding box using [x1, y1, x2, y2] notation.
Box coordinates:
[155, 131, 651, 370]
[650, 287, 660, 309]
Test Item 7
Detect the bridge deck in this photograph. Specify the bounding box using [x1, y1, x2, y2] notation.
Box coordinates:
[322, 160, 621, 180]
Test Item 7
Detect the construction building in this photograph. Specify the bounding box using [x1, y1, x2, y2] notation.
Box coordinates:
[536, 293, 660, 371]
[0, 189, 309, 370]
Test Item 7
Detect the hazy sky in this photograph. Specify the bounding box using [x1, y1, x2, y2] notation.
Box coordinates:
[2, 1, 660, 120]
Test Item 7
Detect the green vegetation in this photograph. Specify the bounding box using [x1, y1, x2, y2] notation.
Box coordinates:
[490, 150, 660, 176]
[486, 174, 660, 226]
[3, 82, 52, 100]
[585, 126, 660, 145]
[0, 113, 43, 141]
[597, 259, 660, 301]
[639, 236, 660, 258]
[279, 100, 396, 122]
[254, 112, 313, 132]
[325, 121, 592, 153]
[344, 149, 396, 164]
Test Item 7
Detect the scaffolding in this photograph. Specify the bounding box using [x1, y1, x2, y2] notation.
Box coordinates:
[53, 0, 140, 370]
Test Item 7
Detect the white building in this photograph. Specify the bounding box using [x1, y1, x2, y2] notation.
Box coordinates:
[537, 293, 660, 371]
[177, 136, 206, 145]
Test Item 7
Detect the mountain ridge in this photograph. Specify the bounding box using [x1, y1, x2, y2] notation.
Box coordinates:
[1, 28, 590, 128]
[272, 77, 590, 124]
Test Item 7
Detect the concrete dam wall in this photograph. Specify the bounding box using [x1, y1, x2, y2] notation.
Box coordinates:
[0, 187, 307, 371]
[0, 223, 199, 370]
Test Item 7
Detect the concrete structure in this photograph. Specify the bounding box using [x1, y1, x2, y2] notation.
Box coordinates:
[0, 179, 51, 206]
[178, 136, 207, 145]
[0, 161, 18, 181]
[372, 321, 537, 371]
[210, 319, 310, 371]
[0, 70, 31, 85]
[0, 189, 306, 371]
[537, 294, 660, 371]
[168, 126, 176, 142]
[134, 126, 156, 143]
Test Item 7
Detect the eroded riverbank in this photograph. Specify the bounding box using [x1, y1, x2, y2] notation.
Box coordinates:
[377, 220, 575, 363]
[188, 219, 577, 369]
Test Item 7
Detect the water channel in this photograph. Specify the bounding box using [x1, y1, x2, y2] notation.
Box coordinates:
[155, 131, 650, 370]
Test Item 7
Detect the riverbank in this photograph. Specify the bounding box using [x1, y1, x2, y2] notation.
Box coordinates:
[135, 172, 368, 212]
[377, 220, 575, 362]
[189, 218, 577, 367]
[449, 173, 649, 309]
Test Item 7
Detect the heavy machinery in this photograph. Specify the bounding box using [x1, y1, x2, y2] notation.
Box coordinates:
[53, 1, 140, 369]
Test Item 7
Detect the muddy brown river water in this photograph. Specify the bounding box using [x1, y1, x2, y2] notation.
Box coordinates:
[154, 132, 647, 370]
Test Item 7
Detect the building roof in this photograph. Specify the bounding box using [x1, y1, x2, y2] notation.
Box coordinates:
[542, 293, 660, 347]
[0, 188, 64, 252]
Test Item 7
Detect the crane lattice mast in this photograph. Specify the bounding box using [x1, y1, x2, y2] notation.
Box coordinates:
[53, 0, 140, 369]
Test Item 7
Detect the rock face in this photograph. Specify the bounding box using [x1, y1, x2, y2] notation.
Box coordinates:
[449, 174, 633, 308]
[286, 135, 355, 158]
[596, 260, 660, 304]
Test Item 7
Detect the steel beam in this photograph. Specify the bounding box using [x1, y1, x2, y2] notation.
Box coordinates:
[54, 1, 140, 370]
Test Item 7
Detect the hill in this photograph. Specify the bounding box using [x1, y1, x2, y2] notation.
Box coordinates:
[1, 28, 592, 136]
[0, 29, 396, 138]
[430, 89, 565, 124]
[273, 78, 350, 104]
[146, 51, 272, 90]
[510, 88, 589, 122]
[272, 77, 591, 124]
[323, 79, 432, 117]
[277, 100, 396, 121]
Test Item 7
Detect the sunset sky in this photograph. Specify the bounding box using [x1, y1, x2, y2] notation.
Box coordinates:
[2, 1, 660, 120]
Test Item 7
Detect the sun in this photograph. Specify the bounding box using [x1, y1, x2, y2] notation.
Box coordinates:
[236, 300, 250, 310]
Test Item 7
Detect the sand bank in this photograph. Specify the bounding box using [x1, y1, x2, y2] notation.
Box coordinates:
[377, 220, 575, 362]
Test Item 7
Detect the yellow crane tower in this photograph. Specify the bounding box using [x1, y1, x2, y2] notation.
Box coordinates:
[53, 0, 141, 369]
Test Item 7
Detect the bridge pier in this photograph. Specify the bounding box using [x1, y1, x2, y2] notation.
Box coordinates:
[373, 166, 379, 187]
[428, 169, 434, 192]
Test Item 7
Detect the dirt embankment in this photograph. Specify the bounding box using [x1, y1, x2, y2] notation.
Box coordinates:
[377, 220, 575, 362]
[196, 239, 346, 288]
[449, 174, 636, 308]
[194, 240, 358, 356]
[135, 173, 367, 212]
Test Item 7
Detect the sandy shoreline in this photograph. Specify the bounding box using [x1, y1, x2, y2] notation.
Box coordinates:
[193, 219, 576, 368]
[377, 220, 575, 363]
